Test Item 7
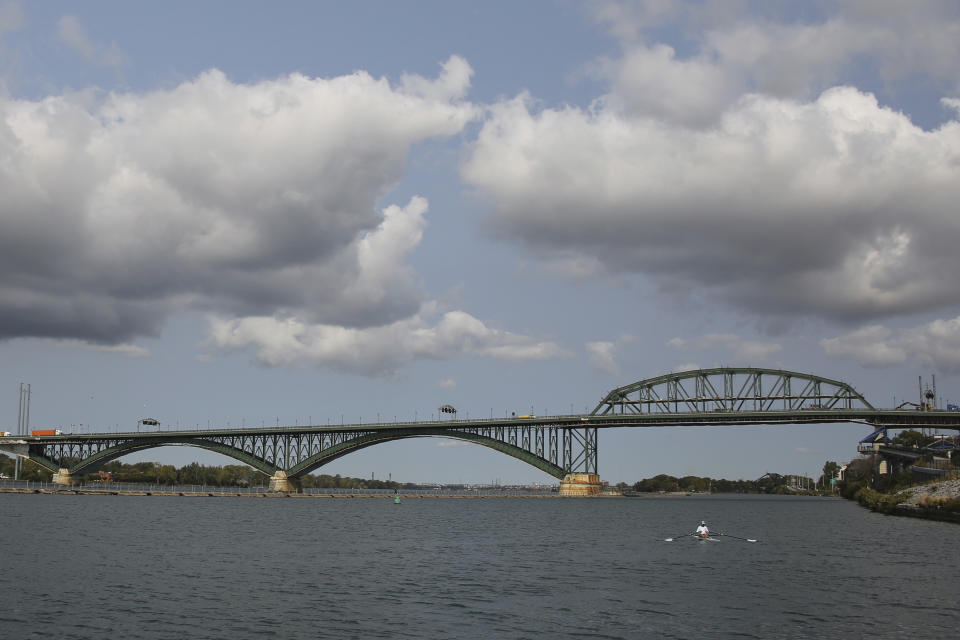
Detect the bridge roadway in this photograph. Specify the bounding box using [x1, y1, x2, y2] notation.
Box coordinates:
[3, 367, 959, 493]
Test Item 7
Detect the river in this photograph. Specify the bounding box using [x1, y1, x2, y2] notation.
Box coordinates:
[1, 493, 957, 638]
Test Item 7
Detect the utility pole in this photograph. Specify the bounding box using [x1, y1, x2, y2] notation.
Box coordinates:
[15, 383, 31, 481]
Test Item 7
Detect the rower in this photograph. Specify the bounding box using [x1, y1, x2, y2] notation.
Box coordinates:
[696, 520, 710, 538]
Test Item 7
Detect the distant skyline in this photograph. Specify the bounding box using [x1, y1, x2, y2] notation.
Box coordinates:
[2, 1, 960, 484]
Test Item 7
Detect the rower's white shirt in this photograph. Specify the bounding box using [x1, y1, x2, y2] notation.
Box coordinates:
[696, 525, 709, 536]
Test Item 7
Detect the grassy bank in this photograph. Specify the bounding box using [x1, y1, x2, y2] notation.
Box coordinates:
[843, 482, 960, 523]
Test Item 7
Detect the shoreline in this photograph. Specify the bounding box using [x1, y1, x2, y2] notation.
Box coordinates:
[888, 503, 960, 523]
[0, 487, 599, 499]
[844, 477, 960, 524]
[3, 487, 832, 499]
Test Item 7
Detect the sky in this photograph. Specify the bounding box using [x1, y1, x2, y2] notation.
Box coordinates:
[2, 1, 960, 485]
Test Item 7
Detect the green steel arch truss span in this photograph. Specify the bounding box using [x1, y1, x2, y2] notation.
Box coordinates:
[0, 422, 596, 481]
[6, 368, 960, 486]
[591, 367, 875, 416]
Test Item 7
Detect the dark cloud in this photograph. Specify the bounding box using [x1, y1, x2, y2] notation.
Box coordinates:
[0, 60, 476, 344]
[463, 88, 960, 323]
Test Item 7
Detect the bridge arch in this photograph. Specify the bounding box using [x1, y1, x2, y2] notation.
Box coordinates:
[285, 428, 566, 479]
[69, 437, 279, 477]
[0, 437, 281, 478]
[4, 428, 569, 482]
[591, 367, 874, 415]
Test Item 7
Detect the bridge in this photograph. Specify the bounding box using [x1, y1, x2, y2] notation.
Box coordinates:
[2, 367, 958, 493]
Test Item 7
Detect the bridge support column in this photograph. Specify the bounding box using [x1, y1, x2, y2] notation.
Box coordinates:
[558, 473, 603, 497]
[268, 471, 301, 493]
[52, 468, 77, 486]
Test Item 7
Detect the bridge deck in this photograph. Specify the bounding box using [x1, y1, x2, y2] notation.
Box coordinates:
[3, 408, 959, 443]
[3, 365, 959, 484]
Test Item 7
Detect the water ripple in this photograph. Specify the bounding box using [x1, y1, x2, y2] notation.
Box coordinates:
[2, 494, 959, 638]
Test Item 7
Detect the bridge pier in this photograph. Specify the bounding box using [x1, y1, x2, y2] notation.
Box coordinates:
[558, 473, 603, 496]
[268, 470, 301, 493]
[52, 468, 77, 486]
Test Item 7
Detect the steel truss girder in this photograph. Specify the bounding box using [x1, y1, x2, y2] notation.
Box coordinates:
[1, 425, 599, 481]
[591, 367, 874, 415]
[287, 425, 597, 479]
[14, 437, 280, 477]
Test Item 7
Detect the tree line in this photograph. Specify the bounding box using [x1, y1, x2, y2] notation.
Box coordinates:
[0, 457, 401, 489]
[0, 456, 853, 493]
[619, 460, 843, 495]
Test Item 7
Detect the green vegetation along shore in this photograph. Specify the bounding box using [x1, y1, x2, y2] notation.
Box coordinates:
[836, 446, 960, 523]
[3, 456, 836, 494]
[0, 457, 403, 491]
[8, 446, 958, 522]
[619, 462, 840, 496]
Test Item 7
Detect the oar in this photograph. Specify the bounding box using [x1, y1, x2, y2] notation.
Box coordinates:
[717, 532, 758, 543]
[664, 533, 695, 542]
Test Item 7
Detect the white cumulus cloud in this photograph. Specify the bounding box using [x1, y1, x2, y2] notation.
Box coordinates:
[462, 86, 960, 323]
[54, 339, 149, 358]
[207, 303, 570, 377]
[593, 1, 960, 107]
[0, 58, 477, 349]
[586, 340, 619, 375]
[820, 325, 907, 367]
[462, 3, 960, 326]
[822, 317, 960, 371]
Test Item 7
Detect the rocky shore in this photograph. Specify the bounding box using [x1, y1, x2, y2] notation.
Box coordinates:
[850, 477, 960, 523]
[898, 477, 960, 506]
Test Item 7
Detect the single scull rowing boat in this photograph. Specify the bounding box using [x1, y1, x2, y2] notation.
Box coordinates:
[665, 533, 757, 543]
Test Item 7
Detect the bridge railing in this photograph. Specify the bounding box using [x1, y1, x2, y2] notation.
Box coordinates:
[6, 413, 591, 437]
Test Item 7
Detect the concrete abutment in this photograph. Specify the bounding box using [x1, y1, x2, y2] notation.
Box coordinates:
[268, 470, 302, 493]
[558, 473, 603, 496]
[52, 468, 77, 486]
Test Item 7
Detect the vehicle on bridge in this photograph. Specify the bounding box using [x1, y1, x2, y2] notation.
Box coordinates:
[5, 367, 960, 493]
